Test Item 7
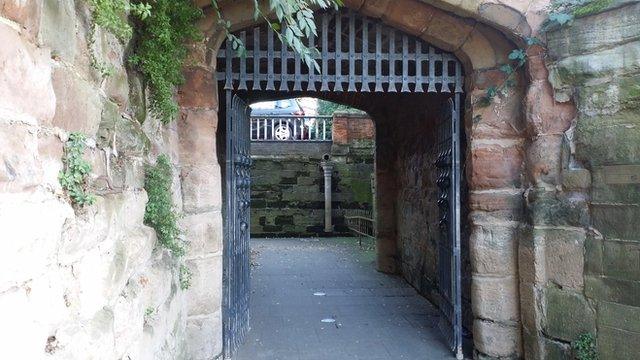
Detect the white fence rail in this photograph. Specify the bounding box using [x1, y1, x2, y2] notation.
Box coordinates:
[250, 116, 333, 142]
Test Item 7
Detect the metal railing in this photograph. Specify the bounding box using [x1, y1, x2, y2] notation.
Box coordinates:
[250, 116, 333, 142]
[343, 209, 376, 245]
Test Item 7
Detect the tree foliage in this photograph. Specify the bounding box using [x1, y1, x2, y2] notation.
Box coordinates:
[213, 0, 343, 72]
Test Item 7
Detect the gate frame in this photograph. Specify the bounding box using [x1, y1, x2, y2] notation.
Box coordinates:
[219, 8, 465, 359]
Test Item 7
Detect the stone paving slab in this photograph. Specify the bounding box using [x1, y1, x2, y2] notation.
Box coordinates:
[233, 238, 455, 360]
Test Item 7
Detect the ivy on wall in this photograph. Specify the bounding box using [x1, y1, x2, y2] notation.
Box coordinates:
[129, 0, 202, 124]
[573, 333, 599, 360]
[87, 0, 344, 124]
[478, 0, 612, 107]
[144, 154, 184, 256]
[144, 154, 192, 289]
[59, 133, 96, 208]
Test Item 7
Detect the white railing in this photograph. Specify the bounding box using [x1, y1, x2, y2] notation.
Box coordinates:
[250, 116, 333, 142]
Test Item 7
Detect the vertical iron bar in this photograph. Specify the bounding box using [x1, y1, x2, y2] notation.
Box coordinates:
[225, 40, 233, 90]
[348, 10, 356, 92]
[267, 26, 275, 90]
[401, 34, 409, 92]
[361, 17, 369, 92]
[388, 28, 397, 92]
[294, 44, 302, 91]
[321, 13, 330, 91]
[239, 31, 247, 90]
[279, 27, 288, 91]
[307, 31, 317, 91]
[253, 27, 260, 90]
[415, 40, 424, 92]
[427, 46, 436, 92]
[335, 12, 343, 91]
[375, 23, 383, 92]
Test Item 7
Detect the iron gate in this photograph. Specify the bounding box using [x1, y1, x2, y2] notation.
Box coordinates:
[223, 93, 251, 359]
[218, 8, 464, 359]
[435, 96, 463, 359]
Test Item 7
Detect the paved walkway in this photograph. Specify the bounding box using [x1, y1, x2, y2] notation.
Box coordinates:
[233, 237, 455, 360]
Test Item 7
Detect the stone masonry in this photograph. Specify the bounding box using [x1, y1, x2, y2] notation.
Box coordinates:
[1, 0, 639, 359]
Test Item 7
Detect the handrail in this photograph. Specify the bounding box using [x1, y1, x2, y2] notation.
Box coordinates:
[250, 115, 333, 142]
[343, 209, 376, 245]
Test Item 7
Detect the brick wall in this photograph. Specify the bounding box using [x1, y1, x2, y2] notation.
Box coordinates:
[332, 112, 375, 145]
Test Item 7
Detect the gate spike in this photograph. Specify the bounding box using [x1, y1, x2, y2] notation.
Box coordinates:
[266, 26, 275, 90]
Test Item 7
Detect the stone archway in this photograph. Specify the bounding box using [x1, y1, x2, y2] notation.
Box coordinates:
[177, 1, 578, 359]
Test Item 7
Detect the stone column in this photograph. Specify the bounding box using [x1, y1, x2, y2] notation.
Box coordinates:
[320, 159, 334, 233]
[178, 62, 224, 359]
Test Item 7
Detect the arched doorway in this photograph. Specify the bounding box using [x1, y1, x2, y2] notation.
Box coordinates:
[218, 9, 466, 359]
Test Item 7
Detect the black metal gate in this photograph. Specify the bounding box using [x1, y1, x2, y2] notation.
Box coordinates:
[223, 93, 251, 359]
[435, 96, 463, 359]
[218, 8, 464, 359]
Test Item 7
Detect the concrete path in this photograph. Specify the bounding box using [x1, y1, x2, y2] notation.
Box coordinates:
[233, 237, 455, 360]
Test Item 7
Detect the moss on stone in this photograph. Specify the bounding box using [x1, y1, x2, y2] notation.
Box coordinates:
[573, 0, 614, 18]
[348, 178, 373, 204]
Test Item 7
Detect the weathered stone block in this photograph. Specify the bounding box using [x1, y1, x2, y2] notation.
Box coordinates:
[181, 164, 223, 214]
[549, 41, 640, 90]
[39, 0, 77, 62]
[473, 319, 522, 358]
[185, 255, 222, 316]
[562, 168, 591, 191]
[592, 165, 640, 204]
[181, 212, 223, 257]
[527, 188, 590, 227]
[547, 3, 640, 59]
[178, 67, 217, 110]
[0, 23, 55, 124]
[469, 190, 524, 215]
[478, 2, 531, 37]
[598, 301, 640, 334]
[359, 0, 390, 18]
[178, 109, 218, 165]
[186, 311, 222, 360]
[96, 101, 150, 157]
[603, 239, 640, 281]
[586, 275, 640, 307]
[592, 204, 640, 240]
[471, 275, 520, 323]
[469, 143, 524, 190]
[536, 227, 586, 290]
[0, 190, 71, 290]
[541, 337, 571, 360]
[1, 0, 42, 39]
[526, 79, 576, 136]
[469, 224, 518, 275]
[423, 8, 475, 52]
[598, 324, 640, 360]
[543, 287, 596, 342]
[576, 112, 640, 166]
[585, 232, 604, 276]
[383, 0, 434, 35]
[526, 134, 564, 186]
[51, 64, 104, 135]
[0, 123, 43, 192]
[577, 74, 640, 116]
